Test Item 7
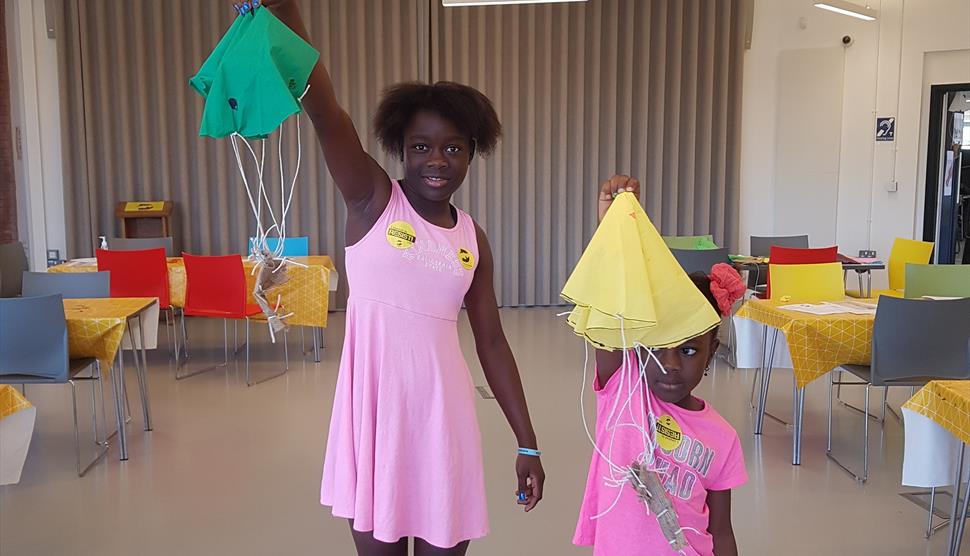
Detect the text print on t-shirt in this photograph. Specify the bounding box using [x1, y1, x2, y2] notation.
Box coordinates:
[650, 427, 716, 502]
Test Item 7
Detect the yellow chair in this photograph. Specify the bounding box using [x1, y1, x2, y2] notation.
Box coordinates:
[769, 262, 846, 303]
[848, 238, 934, 298]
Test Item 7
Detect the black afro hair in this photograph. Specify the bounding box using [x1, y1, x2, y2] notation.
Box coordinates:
[373, 81, 501, 159]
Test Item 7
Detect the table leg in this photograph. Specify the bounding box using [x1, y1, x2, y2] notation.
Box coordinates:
[953, 444, 970, 556]
[948, 443, 966, 556]
[313, 326, 321, 362]
[793, 381, 806, 465]
[136, 314, 153, 431]
[756, 328, 778, 435]
[865, 271, 873, 298]
[857, 272, 864, 298]
[113, 356, 129, 461]
[126, 320, 150, 432]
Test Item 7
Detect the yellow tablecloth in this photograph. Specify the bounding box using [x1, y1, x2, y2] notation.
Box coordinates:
[65, 297, 157, 368]
[0, 385, 31, 420]
[51, 256, 333, 328]
[735, 298, 875, 388]
[903, 380, 970, 446]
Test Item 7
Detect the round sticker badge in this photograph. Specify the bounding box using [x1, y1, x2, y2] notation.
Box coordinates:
[655, 414, 684, 452]
[386, 221, 416, 249]
[457, 248, 475, 270]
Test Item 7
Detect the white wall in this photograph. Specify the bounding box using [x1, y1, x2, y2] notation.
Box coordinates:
[741, 0, 970, 284]
[5, 0, 65, 269]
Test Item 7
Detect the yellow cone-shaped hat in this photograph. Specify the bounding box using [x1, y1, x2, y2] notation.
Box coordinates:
[561, 192, 720, 350]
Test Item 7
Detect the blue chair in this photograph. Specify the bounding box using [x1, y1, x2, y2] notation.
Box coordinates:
[22, 271, 110, 299]
[0, 295, 108, 476]
[248, 236, 310, 258]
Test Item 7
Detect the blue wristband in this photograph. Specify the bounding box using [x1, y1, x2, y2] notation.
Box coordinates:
[517, 447, 541, 457]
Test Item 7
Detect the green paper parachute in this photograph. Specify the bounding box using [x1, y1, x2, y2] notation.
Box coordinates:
[190, 7, 319, 139]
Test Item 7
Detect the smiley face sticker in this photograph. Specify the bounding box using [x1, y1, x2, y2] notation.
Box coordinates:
[457, 248, 475, 270]
[386, 221, 416, 249]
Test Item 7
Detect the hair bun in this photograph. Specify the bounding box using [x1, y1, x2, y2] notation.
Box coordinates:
[708, 263, 745, 316]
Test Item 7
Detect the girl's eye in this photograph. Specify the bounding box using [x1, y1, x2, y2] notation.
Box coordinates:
[412, 144, 429, 153]
[681, 347, 698, 356]
[445, 145, 461, 154]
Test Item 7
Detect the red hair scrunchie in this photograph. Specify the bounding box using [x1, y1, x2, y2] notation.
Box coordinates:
[709, 263, 745, 317]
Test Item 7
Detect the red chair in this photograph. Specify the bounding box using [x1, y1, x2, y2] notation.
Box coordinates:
[179, 253, 288, 385]
[96, 247, 182, 365]
[766, 245, 839, 299]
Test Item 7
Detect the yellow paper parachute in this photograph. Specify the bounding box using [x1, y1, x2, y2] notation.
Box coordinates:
[561, 192, 720, 350]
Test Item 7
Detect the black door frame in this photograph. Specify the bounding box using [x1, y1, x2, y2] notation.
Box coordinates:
[922, 82, 970, 249]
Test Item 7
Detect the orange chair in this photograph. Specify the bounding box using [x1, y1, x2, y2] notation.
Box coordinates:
[180, 254, 287, 385]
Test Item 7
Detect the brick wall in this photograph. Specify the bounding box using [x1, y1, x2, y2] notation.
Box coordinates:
[0, 1, 17, 243]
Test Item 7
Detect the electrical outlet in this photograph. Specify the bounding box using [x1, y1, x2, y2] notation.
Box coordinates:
[885, 180, 898, 192]
[859, 250, 877, 258]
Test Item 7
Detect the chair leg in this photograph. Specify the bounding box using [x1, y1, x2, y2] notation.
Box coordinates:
[827, 371, 834, 452]
[245, 319, 288, 387]
[70, 366, 109, 477]
[826, 377, 871, 482]
[928, 487, 937, 539]
[175, 316, 230, 380]
[863, 383, 871, 483]
[749, 367, 761, 409]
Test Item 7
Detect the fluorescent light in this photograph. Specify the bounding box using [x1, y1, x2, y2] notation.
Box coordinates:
[813, 1, 877, 21]
[443, 0, 587, 6]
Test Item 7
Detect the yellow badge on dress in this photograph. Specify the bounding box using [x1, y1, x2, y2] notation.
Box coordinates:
[386, 221, 416, 249]
[655, 414, 684, 452]
[457, 248, 475, 270]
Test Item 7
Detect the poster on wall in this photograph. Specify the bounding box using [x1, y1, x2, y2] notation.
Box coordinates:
[876, 117, 895, 141]
[943, 151, 954, 196]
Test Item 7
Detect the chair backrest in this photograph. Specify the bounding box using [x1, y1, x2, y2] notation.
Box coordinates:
[0, 241, 29, 298]
[904, 264, 970, 299]
[888, 238, 934, 291]
[670, 248, 730, 275]
[768, 262, 845, 302]
[871, 297, 970, 385]
[96, 248, 171, 308]
[750, 235, 809, 258]
[662, 235, 717, 251]
[22, 271, 110, 299]
[766, 245, 839, 298]
[182, 253, 247, 318]
[248, 236, 310, 258]
[108, 236, 175, 257]
[0, 294, 69, 383]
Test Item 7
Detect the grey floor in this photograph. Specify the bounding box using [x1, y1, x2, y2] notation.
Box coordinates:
[0, 307, 965, 555]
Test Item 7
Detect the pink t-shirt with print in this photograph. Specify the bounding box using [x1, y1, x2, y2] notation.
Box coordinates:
[574, 358, 747, 556]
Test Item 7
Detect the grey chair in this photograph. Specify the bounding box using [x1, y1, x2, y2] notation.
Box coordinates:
[746, 235, 810, 290]
[0, 294, 109, 476]
[22, 271, 111, 299]
[671, 247, 731, 275]
[0, 241, 29, 298]
[749, 234, 810, 257]
[108, 237, 175, 257]
[827, 297, 970, 483]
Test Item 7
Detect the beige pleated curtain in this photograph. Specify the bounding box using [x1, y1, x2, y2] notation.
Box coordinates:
[57, 0, 743, 308]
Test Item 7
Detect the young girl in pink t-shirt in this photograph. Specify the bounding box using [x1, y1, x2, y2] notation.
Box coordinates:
[573, 176, 748, 556]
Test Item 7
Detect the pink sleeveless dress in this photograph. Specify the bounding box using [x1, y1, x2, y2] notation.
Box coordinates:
[321, 179, 488, 548]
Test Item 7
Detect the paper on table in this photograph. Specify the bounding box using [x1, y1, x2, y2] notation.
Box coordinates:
[922, 296, 964, 301]
[779, 301, 877, 315]
[66, 258, 97, 265]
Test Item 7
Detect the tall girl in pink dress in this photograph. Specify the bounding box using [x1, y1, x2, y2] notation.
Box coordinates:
[263, 2, 545, 555]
